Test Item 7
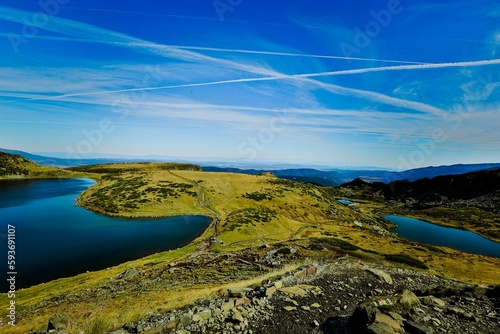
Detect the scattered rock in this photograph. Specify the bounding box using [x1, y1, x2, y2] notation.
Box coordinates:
[279, 286, 307, 297]
[421, 296, 446, 309]
[366, 268, 393, 285]
[294, 270, 307, 279]
[374, 312, 402, 332]
[191, 309, 211, 322]
[403, 319, 433, 334]
[117, 267, 139, 279]
[399, 290, 420, 308]
[47, 313, 71, 332]
[306, 266, 318, 276]
[265, 286, 277, 296]
[234, 298, 251, 307]
[220, 300, 234, 311]
[367, 321, 397, 334]
[90, 261, 499, 334]
[231, 311, 244, 323]
[228, 288, 251, 298]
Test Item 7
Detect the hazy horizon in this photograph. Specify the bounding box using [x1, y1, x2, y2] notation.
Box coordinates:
[1, 1, 499, 169]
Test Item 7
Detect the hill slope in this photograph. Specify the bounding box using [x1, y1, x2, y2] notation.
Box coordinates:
[1, 160, 499, 333]
[341, 169, 500, 213]
[4, 147, 500, 183]
[339, 169, 500, 241]
[0, 152, 69, 179]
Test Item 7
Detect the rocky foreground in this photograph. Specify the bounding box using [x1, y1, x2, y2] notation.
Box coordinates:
[43, 257, 499, 334]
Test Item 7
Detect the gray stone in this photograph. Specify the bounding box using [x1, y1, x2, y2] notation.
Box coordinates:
[399, 290, 420, 308]
[177, 315, 192, 328]
[48, 313, 71, 332]
[366, 268, 393, 285]
[221, 300, 234, 311]
[265, 286, 277, 296]
[403, 319, 434, 334]
[388, 312, 405, 324]
[175, 330, 191, 334]
[232, 312, 244, 323]
[421, 296, 446, 308]
[448, 306, 474, 321]
[228, 288, 252, 298]
[279, 286, 307, 297]
[117, 267, 139, 279]
[367, 321, 397, 334]
[108, 330, 128, 334]
[192, 309, 212, 322]
[374, 312, 402, 332]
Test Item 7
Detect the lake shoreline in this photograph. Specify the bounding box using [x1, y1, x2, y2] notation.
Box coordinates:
[388, 210, 500, 243]
[0, 178, 213, 291]
[385, 214, 500, 258]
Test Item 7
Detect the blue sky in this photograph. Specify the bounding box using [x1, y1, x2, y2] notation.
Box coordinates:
[0, 0, 498, 168]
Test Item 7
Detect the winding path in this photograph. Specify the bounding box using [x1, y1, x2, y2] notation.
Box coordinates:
[167, 170, 220, 248]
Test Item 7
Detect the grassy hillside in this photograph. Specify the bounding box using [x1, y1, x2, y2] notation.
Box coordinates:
[337, 171, 500, 242]
[0, 152, 72, 179]
[1, 161, 499, 333]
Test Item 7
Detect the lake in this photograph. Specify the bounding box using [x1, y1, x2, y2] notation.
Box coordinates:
[338, 199, 356, 205]
[385, 215, 500, 258]
[0, 178, 211, 291]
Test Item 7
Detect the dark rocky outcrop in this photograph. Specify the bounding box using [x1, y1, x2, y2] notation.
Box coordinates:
[80, 262, 499, 334]
[340, 169, 500, 213]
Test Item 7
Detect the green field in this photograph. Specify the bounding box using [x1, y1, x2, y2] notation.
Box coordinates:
[0, 160, 499, 333]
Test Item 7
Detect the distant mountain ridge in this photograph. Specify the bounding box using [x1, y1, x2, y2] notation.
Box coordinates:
[2, 148, 500, 185]
[340, 168, 500, 214]
[204, 163, 500, 186]
[203, 167, 342, 186]
[0, 148, 129, 167]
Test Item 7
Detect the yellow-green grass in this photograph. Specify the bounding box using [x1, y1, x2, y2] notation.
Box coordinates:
[328, 184, 500, 242]
[1, 165, 499, 333]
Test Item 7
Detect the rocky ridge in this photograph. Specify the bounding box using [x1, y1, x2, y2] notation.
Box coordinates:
[40, 259, 499, 334]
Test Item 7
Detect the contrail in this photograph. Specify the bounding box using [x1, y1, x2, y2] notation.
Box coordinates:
[0, 5, 481, 116]
[2, 56, 497, 116]
[297, 59, 500, 78]
[0, 33, 426, 65]
[140, 44, 427, 65]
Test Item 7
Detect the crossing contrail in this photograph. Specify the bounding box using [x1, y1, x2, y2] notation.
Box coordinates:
[0, 33, 426, 65]
[1, 56, 497, 117]
[0, 5, 496, 117]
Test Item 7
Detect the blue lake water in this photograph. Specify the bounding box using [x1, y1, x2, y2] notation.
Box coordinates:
[0, 178, 211, 291]
[385, 215, 500, 258]
[338, 199, 355, 205]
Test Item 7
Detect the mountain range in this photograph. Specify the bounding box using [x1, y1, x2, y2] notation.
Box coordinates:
[341, 168, 500, 214]
[2, 147, 500, 186]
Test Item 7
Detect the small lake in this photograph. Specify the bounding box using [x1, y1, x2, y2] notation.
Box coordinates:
[338, 199, 356, 205]
[385, 215, 500, 258]
[0, 178, 211, 291]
